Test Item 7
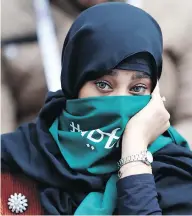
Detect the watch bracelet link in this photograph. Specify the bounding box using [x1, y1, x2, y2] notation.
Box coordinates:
[117, 150, 148, 170]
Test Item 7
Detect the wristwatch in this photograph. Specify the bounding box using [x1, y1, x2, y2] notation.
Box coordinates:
[117, 150, 153, 178]
[117, 150, 153, 170]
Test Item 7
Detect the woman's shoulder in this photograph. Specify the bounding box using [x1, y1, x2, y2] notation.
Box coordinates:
[1, 90, 66, 169]
[153, 142, 192, 179]
[153, 142, 192, 171]
[1, 172, 44, 215]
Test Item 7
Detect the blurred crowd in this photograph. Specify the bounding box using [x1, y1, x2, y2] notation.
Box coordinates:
[1, 0, 192, 147]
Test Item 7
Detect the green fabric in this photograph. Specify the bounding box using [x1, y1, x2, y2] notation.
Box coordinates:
[49, 95, 189, 215]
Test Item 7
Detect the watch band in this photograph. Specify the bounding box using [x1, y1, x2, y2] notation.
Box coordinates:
[117, 150, 152, 170]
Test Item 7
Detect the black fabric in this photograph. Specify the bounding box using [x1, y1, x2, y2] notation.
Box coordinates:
[60, 2, 163, 99]
[117, 174, 162, 215]
[152, 143, 192, 215]
[117, 144, 192, 215]
[116, 53, 153, 76]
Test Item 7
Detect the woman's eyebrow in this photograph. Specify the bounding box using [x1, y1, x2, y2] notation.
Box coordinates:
[131, 72, 151, 80]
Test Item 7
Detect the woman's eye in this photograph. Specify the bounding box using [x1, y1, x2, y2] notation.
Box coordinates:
[130, 85, 147, 94]
[95, 81, 112, 90]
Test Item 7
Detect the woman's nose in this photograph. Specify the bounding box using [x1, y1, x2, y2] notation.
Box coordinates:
[110, 88, 131, 96]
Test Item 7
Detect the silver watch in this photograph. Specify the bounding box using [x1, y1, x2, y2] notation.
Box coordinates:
[117, 150, 153, 170]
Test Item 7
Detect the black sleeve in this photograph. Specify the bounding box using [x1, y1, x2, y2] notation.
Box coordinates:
[117, 174, 162, 215]
[153, 143, 192, 215]
[116, 143, 192, 215]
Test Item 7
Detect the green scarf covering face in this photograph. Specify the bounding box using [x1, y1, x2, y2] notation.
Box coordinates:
[49, 95, 189, 215]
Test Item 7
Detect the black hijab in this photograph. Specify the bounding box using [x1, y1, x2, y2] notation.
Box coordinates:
[2, 2, 163, 215]
[61, 2, 163, 99]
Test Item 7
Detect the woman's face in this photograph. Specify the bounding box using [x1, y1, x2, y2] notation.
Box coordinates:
[78, 69, 152, 98]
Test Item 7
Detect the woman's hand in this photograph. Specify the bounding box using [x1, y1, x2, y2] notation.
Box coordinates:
[121, 82, 170, 157]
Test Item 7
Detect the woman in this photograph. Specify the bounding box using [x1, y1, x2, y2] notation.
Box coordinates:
[1, 2, 192, 215]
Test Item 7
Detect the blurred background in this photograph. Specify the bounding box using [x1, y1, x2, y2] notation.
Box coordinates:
[1, 0, 192, 147]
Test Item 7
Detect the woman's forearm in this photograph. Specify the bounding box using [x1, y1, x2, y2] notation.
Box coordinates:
[117, 136, 161, 215]
[117, 174, 162, 215]
[119, 162, 152, 178]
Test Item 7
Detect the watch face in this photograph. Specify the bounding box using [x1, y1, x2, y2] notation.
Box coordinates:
[147, 151, 153, 163]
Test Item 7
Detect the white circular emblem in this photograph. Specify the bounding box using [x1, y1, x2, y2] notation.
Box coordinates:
[147, 151, 153, 163]
[8, 193, 28, 214]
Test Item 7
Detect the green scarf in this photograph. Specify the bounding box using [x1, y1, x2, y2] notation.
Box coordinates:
[49, 96, 189, 215]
